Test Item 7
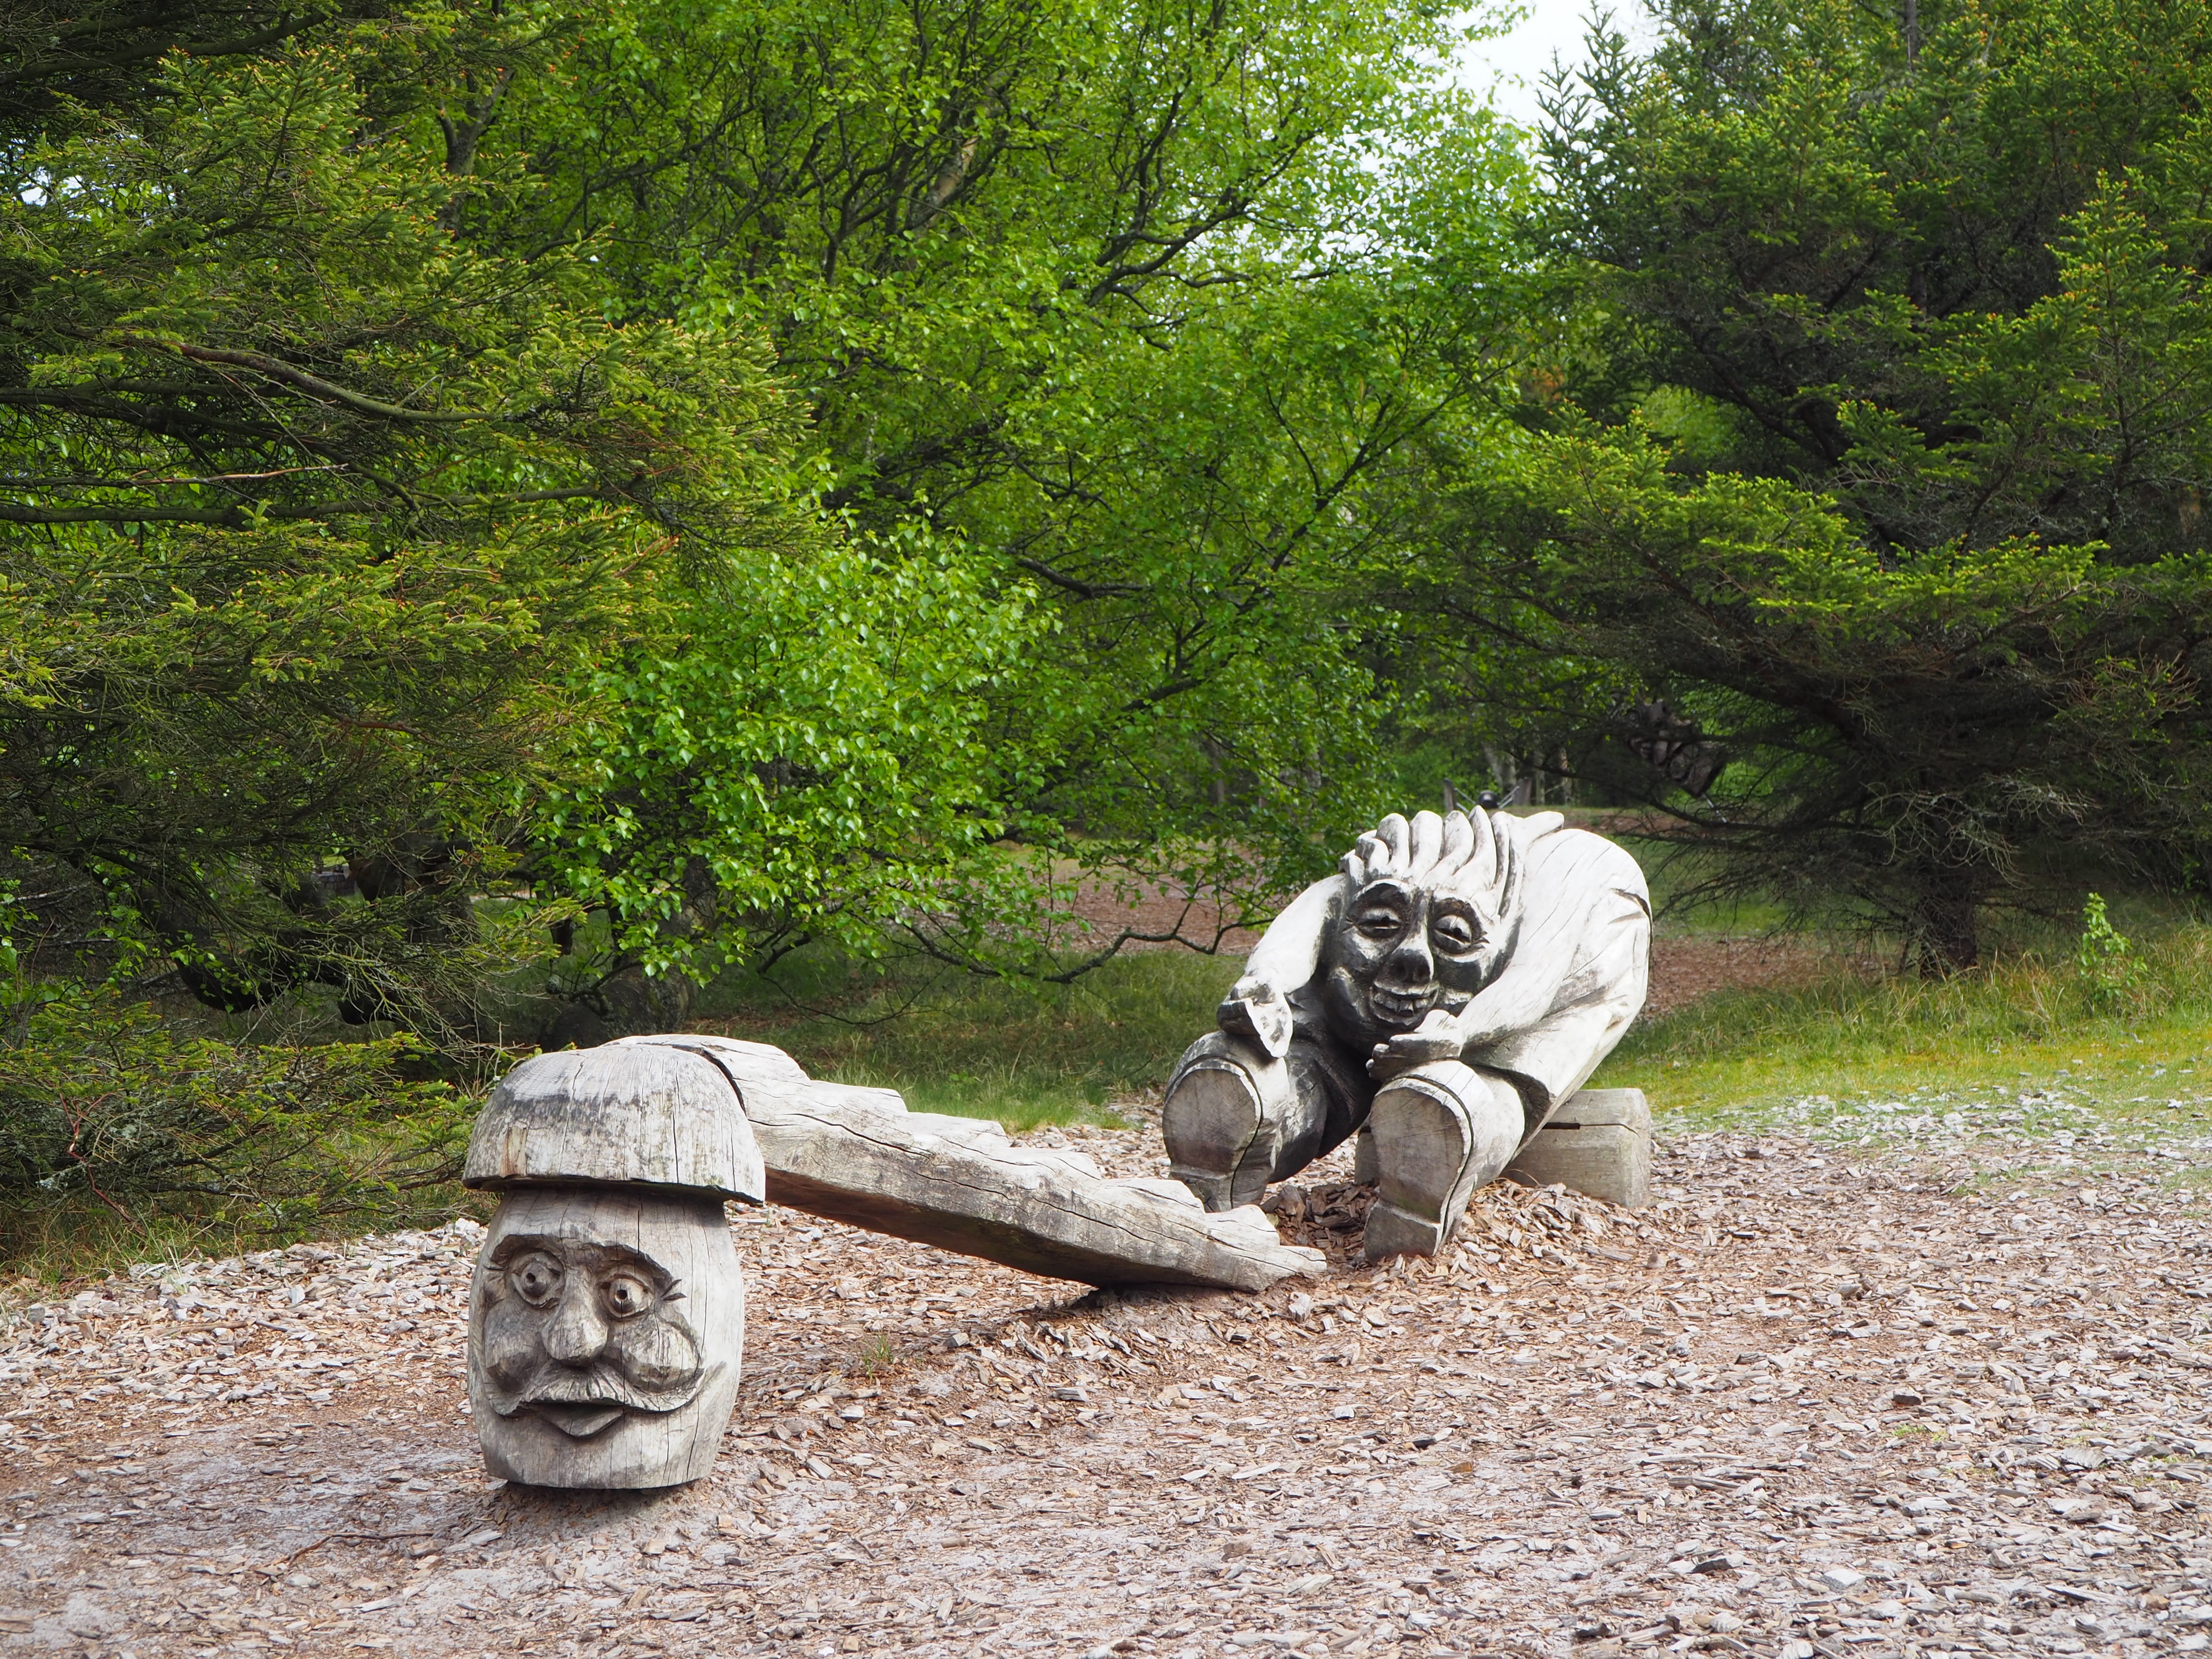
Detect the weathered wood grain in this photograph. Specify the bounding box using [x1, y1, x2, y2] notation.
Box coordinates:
[618, 1034, 1326, 1291]
[463, 1046, 764, 1202]
[1504, 1086, 1652, 1209]
[1363, 1062, 1526, 1262]
[468, 1186, 745, 1490]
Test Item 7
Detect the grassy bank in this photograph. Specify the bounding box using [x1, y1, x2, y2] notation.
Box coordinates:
[703, 949, 1241, 1129]
[1597, 916, 2212, 1158]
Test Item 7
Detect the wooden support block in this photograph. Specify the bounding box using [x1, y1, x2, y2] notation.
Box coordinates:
[618, 1035, 1325, 1291]
[1504, 1086, 1651, 1209]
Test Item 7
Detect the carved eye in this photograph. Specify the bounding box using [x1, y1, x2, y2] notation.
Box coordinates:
[601, 1273, 659, 1320]
[1355, 906, 1402, 939]
[507, 1251, 564, 1307]
[1432, 912, 1479, 955]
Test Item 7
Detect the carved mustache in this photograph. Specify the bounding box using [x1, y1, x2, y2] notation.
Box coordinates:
[478, 1292, 706, 1433]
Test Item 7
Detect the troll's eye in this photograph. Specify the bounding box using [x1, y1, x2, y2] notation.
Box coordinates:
[1431, 912, 1479, 954]
[507, 1251, 564, 1307]
[601, 1273, 658, 1320]
[1355, 905, 1404, 939]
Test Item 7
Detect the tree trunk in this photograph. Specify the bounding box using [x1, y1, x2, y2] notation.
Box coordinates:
[1909, 876, 1980, 977]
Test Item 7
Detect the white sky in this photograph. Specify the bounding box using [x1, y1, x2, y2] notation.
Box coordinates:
[1448, 3, 1664, 132]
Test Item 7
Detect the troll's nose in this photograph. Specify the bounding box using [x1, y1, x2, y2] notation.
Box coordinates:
[541, 1283, 611, 1364]
[1379, 929, 1434, 988]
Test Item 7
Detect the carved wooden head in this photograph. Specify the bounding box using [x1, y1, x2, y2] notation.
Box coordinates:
[477, 1233, 708, 1438]
[1322, 808, 1525, 1046]
[468, 1188, 743, 1488]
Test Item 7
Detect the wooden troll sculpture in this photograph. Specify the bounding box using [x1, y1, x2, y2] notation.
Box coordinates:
[1162, 807, 1650, 1259]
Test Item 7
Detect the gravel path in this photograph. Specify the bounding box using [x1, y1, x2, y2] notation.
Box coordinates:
[0, 1115, 2206, 1659]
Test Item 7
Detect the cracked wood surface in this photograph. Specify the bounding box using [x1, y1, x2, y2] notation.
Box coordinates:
[619, 1035, 1325, 1293]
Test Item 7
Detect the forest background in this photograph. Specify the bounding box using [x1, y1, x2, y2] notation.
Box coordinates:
[6, 0, 2212, 1268]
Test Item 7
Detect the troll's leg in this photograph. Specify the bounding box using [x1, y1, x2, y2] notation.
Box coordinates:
[1363, 1062, 1525, 1261]
[1162, 1034, 1351, 1210]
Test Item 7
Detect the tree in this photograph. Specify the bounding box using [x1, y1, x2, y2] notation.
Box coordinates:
[4, 0, 1548, 1054]
[0, 22, 851, 1044]
[1, 0, 393, 135]
[479, 0, 1541, 950]
[1403, 0, 2212, 970]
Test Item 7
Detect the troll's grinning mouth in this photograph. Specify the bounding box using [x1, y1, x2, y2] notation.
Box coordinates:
[1367, 984, 1434, 1027]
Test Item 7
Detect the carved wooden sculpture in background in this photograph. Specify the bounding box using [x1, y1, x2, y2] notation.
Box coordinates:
[1163, 807, 1649, 1260]
[463, 1046, 763, 1489]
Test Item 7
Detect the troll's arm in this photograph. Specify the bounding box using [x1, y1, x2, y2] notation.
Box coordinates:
[1217, 876, 1341, 1056]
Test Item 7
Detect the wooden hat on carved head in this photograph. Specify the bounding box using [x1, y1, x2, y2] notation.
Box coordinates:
[461, 1047, 761, 1489]
[465, 1046, 766, 1201]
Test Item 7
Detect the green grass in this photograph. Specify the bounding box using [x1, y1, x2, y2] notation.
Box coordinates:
[691, 816, 1792, 1129]
[707, 876, 2212, 1150]
[701, 948, 1242, 1128]
[1596, 917, 2212, 1154]
[20, 844, 2204, 1292]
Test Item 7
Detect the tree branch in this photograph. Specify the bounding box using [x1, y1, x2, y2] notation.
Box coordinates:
[106, 335, 484, 423]
[0, 486, 608, 527]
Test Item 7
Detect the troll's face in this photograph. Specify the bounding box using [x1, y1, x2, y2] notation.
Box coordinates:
[1321, 809, 1521, 1049]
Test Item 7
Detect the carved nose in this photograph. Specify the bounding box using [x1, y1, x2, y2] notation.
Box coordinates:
[541, 1285, 610, 1364]
[1381, 935, 1433, 987]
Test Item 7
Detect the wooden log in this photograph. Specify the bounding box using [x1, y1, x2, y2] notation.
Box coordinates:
[615, 1035, 1325, 1291]
[468, 1185, 745, 1489]
[1503, 1086, 1651, 1208]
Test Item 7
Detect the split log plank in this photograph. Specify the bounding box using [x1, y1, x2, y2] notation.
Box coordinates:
[615, 1035, 1325, 1291]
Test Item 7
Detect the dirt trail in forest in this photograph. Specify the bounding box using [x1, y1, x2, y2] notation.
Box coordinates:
[1, 1117, 2207, 1659]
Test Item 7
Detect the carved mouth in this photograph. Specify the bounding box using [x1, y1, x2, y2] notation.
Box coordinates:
[525, 1400, 629, 1438]
[1366, 984, 1435, 1028]
[485, 1360, 707, 1431]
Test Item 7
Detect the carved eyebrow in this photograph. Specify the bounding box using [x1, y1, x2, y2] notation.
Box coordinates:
[486, 1235, 677, 1296]
[1351, 880, 1417, 909]
[487, 1233, 568, 1267]
[1432, 894, 1493, 925]
[583, 1242, 679, 1296]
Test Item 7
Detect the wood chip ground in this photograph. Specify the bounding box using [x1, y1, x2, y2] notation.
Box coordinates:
[0, 1102, 2206, 1659]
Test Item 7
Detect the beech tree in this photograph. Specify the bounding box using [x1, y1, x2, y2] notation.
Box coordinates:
[0, 16, 1024, 1045]
[486, 0, 1539, 950]
[3, 0, 1539, 1046]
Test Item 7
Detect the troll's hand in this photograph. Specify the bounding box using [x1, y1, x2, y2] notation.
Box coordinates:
[1217, 976, 1294, 1058]
[1367, 1010, 1464, 1081]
